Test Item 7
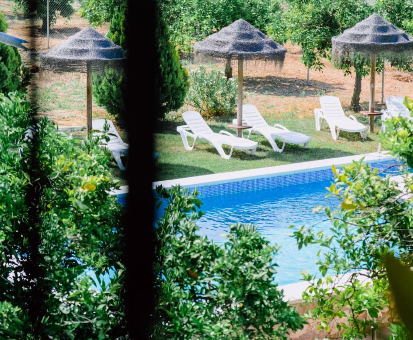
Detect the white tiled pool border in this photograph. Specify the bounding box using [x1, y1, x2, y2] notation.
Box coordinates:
[153, 151, 394, 189]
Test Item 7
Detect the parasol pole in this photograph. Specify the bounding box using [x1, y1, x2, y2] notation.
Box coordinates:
[369, 54, 376, 113]
[86, 61, 93, 138]
[237, 58, 243, 137]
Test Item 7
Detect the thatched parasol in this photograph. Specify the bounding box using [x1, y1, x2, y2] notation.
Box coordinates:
[40, 27, 126, 137]
[194, 19, 286, 136]
[332, 14, 413, 113]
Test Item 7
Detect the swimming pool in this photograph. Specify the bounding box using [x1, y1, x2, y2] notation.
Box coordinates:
[152, 153, 407, 286]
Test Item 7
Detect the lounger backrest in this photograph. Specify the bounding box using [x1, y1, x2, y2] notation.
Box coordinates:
[182, 111, 214, 135]
[242, 104, 269, 128]
[319, 96, 345, 118]
[386, 96, 410, 117]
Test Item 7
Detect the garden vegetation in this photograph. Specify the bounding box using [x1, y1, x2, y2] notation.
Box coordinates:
[0, 91, 127, 339]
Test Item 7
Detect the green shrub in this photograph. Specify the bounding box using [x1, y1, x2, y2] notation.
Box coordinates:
[92, 3, 127, 123]
[185, 66, 238, 118]
[0, 13, 30, 94]
[379, 97, 413, 167]
[0, 92, 127, 339]
[155, 0, 189, 119]
[153, 186, 304, 340]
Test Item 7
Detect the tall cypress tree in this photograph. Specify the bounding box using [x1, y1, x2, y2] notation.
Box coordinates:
[154, 0, 189, 120]
[92, 2, 128, 125]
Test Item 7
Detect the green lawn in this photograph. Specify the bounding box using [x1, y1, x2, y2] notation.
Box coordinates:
[154, 112, 383, 181]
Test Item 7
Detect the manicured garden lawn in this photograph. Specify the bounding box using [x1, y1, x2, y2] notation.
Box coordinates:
[154, 111, 382, 181]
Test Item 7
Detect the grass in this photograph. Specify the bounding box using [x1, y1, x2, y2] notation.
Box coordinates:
[37, 77, 89, 112]
[154, 113, 382, 181]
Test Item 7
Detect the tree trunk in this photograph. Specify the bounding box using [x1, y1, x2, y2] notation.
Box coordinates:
[351, 72, 362, 112]
[42, 17, 49, 33]
[225, 58, 232, 79]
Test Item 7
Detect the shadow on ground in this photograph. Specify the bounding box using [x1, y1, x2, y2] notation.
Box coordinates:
[244, 75, 345, 97]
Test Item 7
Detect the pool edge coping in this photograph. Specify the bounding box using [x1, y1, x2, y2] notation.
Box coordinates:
[153, 151, 395, 189]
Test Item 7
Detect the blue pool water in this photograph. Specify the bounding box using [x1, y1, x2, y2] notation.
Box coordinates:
[196, 180, 338, 285]
[178, 159, 406, 286]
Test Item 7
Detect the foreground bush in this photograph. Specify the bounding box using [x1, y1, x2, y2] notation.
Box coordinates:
[292, 97, 413, 339]
[0, 91, 127, 339]
[0, 13, 29, 94]
[185, 66, 238, 118]
[153, 186, 304, 340]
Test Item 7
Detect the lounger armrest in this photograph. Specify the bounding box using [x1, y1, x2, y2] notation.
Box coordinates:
[177, 125, 196, 138]
[348, 115, 358, 122]
[273, 124, 289, 131]
[219, 130, 236, 137]
[314, 108, 324, 116]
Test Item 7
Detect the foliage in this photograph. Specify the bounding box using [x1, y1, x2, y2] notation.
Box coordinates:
[0, 13, 30, 95]
[185, 66, 238, 118]
[155, 2, 189, 119]
[153, 185, 304, 340]
[13, 0, 75, 31]
[291, 158, 413, 339]
[79, 0, 125, 27]
[0, 91, 127, 339]
[159, 0, 284, 54]
[282, 0, 372, 70]
[379, 97, 413, 167]
[90, 2, 127, 122]
[374, 0, 413, 35]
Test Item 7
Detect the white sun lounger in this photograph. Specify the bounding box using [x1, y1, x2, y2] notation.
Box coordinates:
[92, 119, 128, 170]
[239, 104, 310, 152]
[177, 111, 258, 160]
[315, 96, 368, 140]
[377, 96, 411, 152]
[381, 96, 411, 120]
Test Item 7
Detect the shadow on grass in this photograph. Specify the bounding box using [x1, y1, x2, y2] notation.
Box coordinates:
[155, 119, 239, 136]
[244, 75, 345, 97]
[154, 163, 215, 181]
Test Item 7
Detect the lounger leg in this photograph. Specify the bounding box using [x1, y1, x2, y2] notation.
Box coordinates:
[244, 146, 257, 156]
[269, 139, 285, 153]
[210, 141, 232, 160]
[328, 124, 338, 140]
[315, 112, 321, 131]
[111, 150, 126, 170]
[336, 129, 340, 140]
[178, 130, 197, 151]
[360, 131, 367, 140]
[303, 142, 309, 148]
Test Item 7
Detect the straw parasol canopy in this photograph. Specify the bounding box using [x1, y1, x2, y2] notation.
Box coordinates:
[40, 27, 126, 136]
[194, 19, 286, 136]
[332, 14, 413, 113]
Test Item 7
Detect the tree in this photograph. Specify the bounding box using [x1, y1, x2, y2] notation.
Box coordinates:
[91, 2, 128, 124]
[374, 0, 413, 35]
[13, 0, 75, 31]
[0, 13, 29, 94]
[160, 0, 285, 55]
[155, 0, 189, 119]
[281, 0, 372, 110]
[79, 0, 125, 27]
